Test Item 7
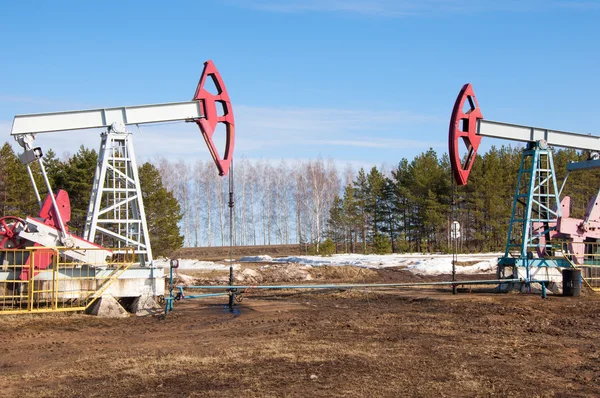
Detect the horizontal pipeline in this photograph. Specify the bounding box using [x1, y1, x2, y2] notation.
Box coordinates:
[178, 278, 522, 290]
[165, 292, 230, 301]
[181, 292, 230, 299]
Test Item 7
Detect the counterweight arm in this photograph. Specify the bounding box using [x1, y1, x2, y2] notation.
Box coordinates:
[449, 83, 599, 185]
[11, 60, 235, 177]
[478, 120, 600, 152]
[11, 101, 204, 135]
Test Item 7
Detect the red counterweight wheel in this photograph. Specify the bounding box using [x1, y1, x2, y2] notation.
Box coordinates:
[0, 216, 26, 249]
[193, 60, 235, 177]
[448, 83, 483, 186]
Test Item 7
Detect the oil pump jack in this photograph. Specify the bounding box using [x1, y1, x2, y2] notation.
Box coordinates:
[450, 84, 600, 291]
[0, 60, 234, 303]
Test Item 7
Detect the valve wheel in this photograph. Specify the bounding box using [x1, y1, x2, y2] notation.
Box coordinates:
[0, 216, 26, 249]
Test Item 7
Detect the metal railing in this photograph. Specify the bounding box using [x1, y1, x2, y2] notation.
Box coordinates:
[0, 246, 134, 314]
[556, 241, 600, 291]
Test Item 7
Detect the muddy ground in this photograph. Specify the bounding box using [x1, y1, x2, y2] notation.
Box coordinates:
[1, 265, 600, 397]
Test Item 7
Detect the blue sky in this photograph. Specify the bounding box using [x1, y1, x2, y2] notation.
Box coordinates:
[1, 0, 599, 171]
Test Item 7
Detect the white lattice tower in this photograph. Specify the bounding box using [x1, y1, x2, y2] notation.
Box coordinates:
[84, 124, 152, 265]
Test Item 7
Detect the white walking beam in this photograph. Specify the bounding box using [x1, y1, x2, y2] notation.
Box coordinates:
[478, 120, 600, 151]
[11, 101, 204, 135]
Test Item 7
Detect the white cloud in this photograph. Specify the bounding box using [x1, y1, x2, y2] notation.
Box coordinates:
[0, 94, 89, 110]
[233, 104, 443, 151]
[228, 0, 594, 16]
[0, 102, 443, 165]
[237, 105, 438, 132]
[313, 138, 444, 149]
[0, 95, 59, 105]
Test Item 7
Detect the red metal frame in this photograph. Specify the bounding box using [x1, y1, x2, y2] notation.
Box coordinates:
[39, 189, 71, 231]
[193, 60, 235, 176]
[20, 244, 52, 281]
[21, 190, 97, 280]
[448, 83, 483, 186]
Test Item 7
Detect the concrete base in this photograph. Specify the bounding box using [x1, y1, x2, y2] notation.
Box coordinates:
[86, 295, 129, 318]
[120, 295, 162, 316]
[497, 265, 564, 294]
[101, 266, 165, 298]
[1, 265, 166, 299]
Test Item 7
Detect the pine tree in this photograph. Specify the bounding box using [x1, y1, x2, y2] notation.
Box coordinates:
[373, 232, 392, 254]
[479, 146, 513, 251]
[328, 195, 344, 246]
[52, 145, 98, 235]
[380, 177, 399, 252]
[390, 159, 413, 251]
[353, 168, 369, 253]
[42, 148, 62, 188]
[138, 162, 183, 257]
[341, 184, 359, 252]
[408, 149, 449, 251]
[0, 142, 32, 218]
[366, 166, 385, 240]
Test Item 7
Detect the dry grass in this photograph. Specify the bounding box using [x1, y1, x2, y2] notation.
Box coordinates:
[3, 292, 600, 397]
[307, 265, 379, 282]
[455, 260, 489, 267]
[4, 253, 600, 398]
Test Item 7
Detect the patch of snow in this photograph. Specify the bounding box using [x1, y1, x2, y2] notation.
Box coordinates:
[239, 255, 274, 262]
[235, 268, 263, 283]
[262, 253, 501, 275]
[406, 259, 496, 276]
[174, 273, 196, 286]
[154, 259, 240, 271]
[156, 252, 501, 276]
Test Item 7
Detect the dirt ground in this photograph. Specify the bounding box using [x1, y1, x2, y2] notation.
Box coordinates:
[1, 265, 600, 397]
[172, 244, 306, 261]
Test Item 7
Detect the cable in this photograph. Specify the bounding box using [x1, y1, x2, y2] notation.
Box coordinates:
[228, 159, 236, 310]
[229, 158, 235, 274]
[451, 168, 457, 295]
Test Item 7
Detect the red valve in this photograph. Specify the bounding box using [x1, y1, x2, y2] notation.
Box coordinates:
[448, 83, 483, 186]
[193, 60, 235, 176]
[0, 216, 26, 249]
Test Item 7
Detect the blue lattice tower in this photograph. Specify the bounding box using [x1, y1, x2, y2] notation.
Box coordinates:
[500, 141, 562, 279]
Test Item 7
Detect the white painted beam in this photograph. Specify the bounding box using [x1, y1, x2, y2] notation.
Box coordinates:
[478, 120, 600, 151]
[11, 101, 203, 135]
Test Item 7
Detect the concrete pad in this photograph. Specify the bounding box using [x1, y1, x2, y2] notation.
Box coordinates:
[86, 295, 129, 318]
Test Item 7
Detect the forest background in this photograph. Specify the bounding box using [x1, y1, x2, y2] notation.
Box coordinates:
[1, 142, 599, 257]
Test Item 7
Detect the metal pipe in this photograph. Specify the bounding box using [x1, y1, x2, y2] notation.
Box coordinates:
[37, 158, 69, 243]
[164, 278, 531, 315]
[178, 278, 522, 290]
[542, 282, 547, 299]
[185, 293, 230, 299]
[26, 164, 42, 209]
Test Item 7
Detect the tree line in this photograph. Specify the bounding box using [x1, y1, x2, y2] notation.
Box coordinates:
[328, 146, 600, 254]
[2, 141, 600, 255]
